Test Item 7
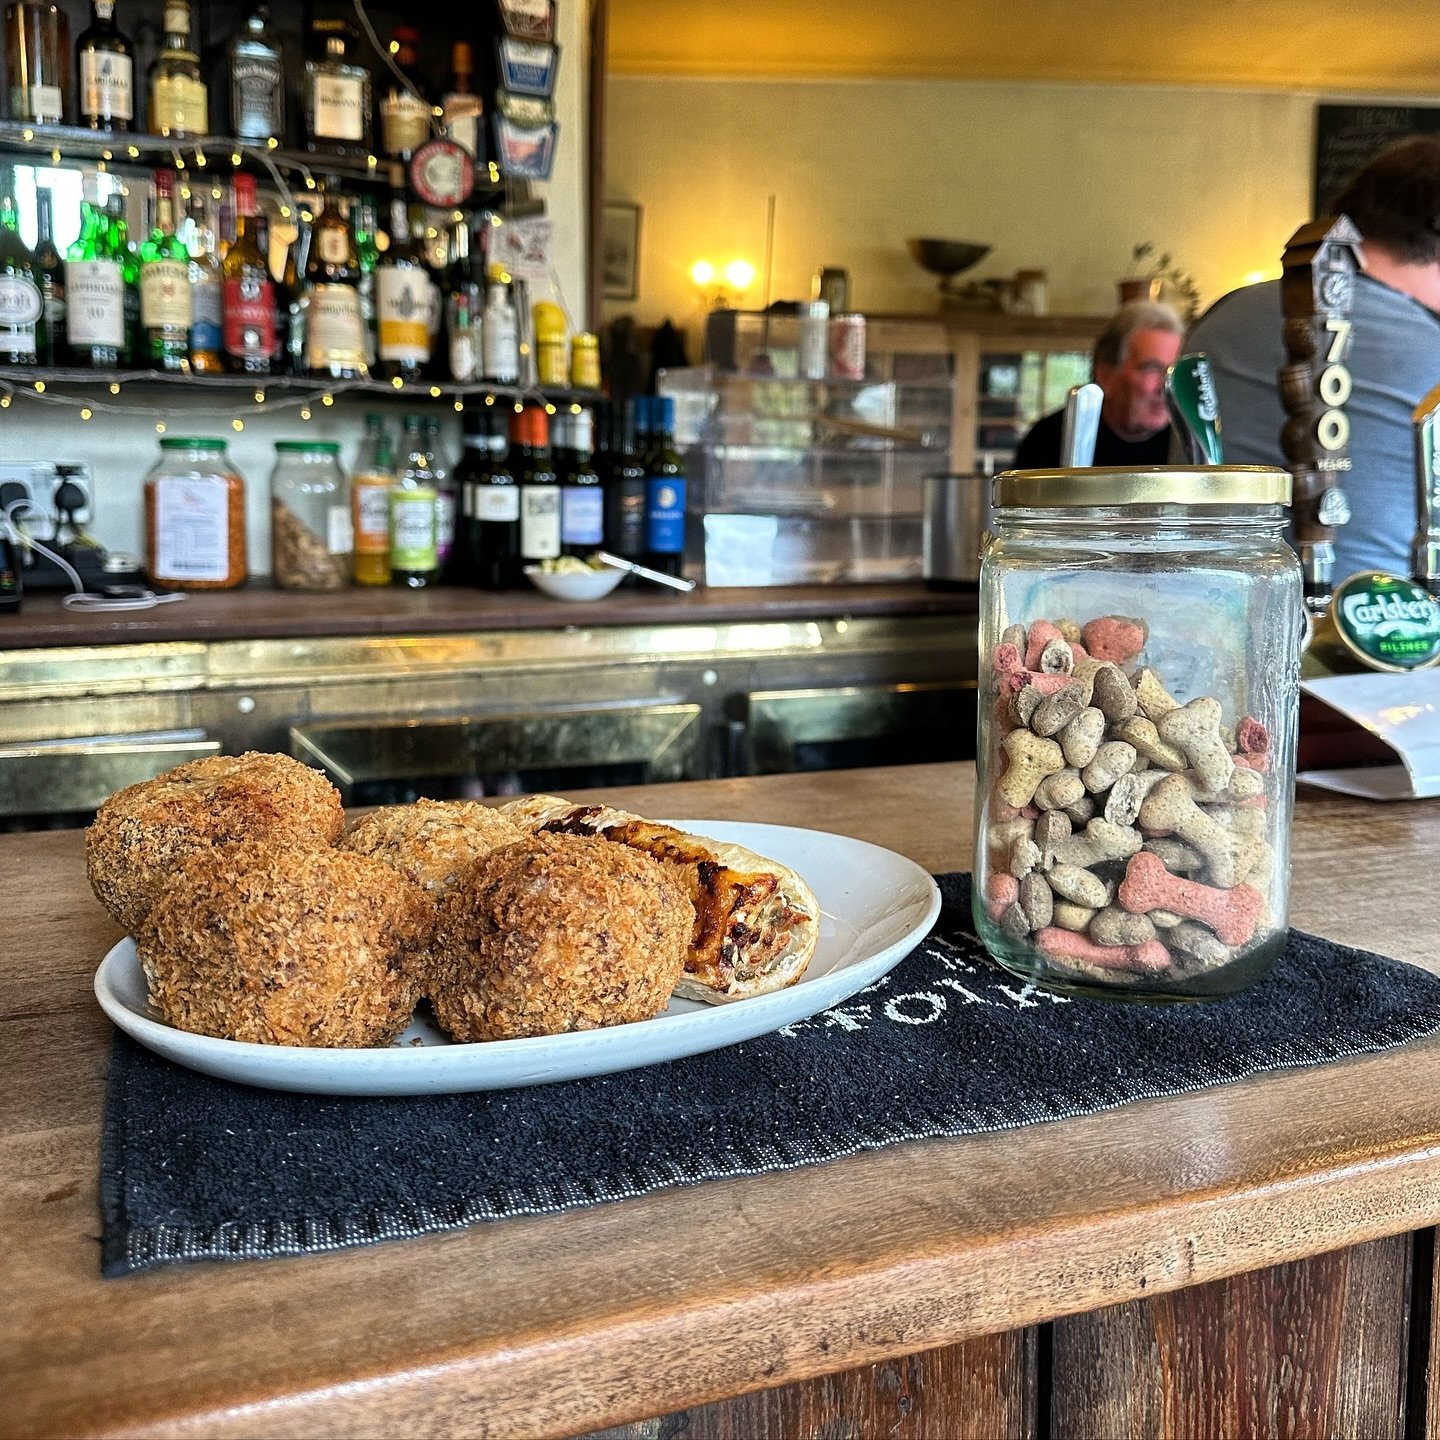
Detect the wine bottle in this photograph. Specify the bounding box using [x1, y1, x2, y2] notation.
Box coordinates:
[604, 398, 649, 577]
[32, 185, 66, 366]
[515, 404, 560, 567]
[76, 0, 134, 132]
[461, 406, 518, 589]
[558, 408, 604, 558]
[644, 395, 688, 577]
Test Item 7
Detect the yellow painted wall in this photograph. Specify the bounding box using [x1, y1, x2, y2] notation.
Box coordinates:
[604, 76, 1325, 329]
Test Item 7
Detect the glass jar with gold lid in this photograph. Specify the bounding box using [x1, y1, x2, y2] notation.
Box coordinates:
[973, 465, 1303, 1001]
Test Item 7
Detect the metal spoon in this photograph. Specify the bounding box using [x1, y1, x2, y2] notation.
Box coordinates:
[596, 551, 698, 592]
[1059, 383, 1103, 467]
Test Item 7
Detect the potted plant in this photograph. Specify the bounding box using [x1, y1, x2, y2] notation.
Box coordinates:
[1118, 243, 1201, 319]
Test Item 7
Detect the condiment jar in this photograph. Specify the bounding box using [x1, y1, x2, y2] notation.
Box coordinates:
[144, 437, 248, 590]
[533, 300, 568, 388]
[570, 331, 601, 389]
[270, 441, 352, 590]
[973, 466, 1303, 1001]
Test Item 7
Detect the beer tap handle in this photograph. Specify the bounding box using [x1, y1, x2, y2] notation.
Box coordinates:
[1411, 380, 1440, 594]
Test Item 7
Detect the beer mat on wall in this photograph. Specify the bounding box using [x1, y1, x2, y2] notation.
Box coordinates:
[99, 873, 1440, 1275]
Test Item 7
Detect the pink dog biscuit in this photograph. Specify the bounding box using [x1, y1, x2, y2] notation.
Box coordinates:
[1233, 751, 1270, 774]
[1236, 715, 1269, 755]
[1002, 670, 1074, 697]
[1117, 852, 1263, 948]
[994, 642, 1022, 674]
[985, 872, 1020, 919]
[1035, 926, 1170, 973]
[1024, 619, 1065, 671]
[1080, 615, 1147, 665]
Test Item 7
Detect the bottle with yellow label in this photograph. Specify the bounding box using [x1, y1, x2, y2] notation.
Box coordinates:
[148, 0, 208, 139]
[533, 300, 568, 388]
[375, 194, 434, 382]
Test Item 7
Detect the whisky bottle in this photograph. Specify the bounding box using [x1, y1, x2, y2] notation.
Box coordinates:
[6, 2, 68, 124]
[65, 173, 126, 367]
[379, 25, 432, 161]
[441, 42, 483, 158]
[180, 191, 223, 374]
[76, 0, 134, 131]
[138, 169, 191, 371]
[304, 20, 372, 154]
[148, 0, 207, 139]
[374, 195, 435, 381]
[228, 5, 284, 143]
[0, 175, 42, 366]
[304, 185, 366, 380]
[222, 173, 274, 374]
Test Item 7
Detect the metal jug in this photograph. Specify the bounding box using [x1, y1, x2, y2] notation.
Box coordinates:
[922, 473, 990, 588]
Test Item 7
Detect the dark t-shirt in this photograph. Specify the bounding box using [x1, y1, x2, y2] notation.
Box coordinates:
[1012, 410, 1174, 470]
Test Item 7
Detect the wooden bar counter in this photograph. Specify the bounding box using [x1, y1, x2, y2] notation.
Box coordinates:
[7, 763, 1440, 1438]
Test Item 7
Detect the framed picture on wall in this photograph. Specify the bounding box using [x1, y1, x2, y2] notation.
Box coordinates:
[603, 202, 641, 300]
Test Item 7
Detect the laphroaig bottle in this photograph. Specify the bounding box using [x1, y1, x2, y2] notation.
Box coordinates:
[0, 176, 42, 367]
[461, 405, 518, 590]
[76, 0, 134, 132]
[389, 414, 438, 587]
[482, 276, 519, 383]
[104, 189, 140, 363]
[65, 171, 126, 367]
[514, 404, 560, 567]
[558, 407, 604, 557]
[644, 395, 687, 577]
[351, 413, 393, 586]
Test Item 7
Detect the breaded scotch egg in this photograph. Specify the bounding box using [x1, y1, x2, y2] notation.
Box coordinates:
[137, 840, 424, 1048]
[337, 799, 523, 901]
[86, 751, 343, 934]
[429, 832, 694, 1042]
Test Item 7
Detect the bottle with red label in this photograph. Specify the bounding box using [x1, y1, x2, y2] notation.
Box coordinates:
[222, 172, 274, 374]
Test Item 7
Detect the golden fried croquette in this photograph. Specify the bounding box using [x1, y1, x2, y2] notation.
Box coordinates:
[337, 799, 522, 896]
[428, 832, 694, 1041]
[137, 840, 424, 1047]
[86, 751, 343, 934]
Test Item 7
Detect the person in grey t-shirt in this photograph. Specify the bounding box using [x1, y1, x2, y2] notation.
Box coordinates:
[1185, 136, 1440, 581]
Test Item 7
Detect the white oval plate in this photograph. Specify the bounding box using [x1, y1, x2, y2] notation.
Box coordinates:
[94, 821, 941, 1096]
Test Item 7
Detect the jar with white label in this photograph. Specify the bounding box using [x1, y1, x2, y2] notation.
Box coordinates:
[269, 441, 352, 590]
[797, 299, 829, 379]
[144, 437, 248, 590]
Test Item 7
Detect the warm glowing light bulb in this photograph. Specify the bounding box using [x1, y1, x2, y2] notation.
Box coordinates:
[321, 393, 334, 406]
[232, 418, 244, 431]
[453, 400, 464, 412]
[0, 395, 11, 408]
[391, 376, 404, 389]
[689, 259, 715, 287]
[724, 259, 756, 291]
[80, 407, 92, 420]
[155, 421, 166, 433]
[300, 406, 312, 420]
[33, 380, 45, 393]
[109, 382, 121, 394]
[429, 385, 441, 398]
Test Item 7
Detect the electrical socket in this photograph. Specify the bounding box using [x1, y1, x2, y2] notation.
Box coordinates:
[0, 462, 92, 531]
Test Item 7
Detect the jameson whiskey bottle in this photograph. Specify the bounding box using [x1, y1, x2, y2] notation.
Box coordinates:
[76, 0, 134, 131]
[0, 176, 43, 367]
[65, 172, 126, 367]
[138, 168, 192, 371]
[148, 0, 207, 139]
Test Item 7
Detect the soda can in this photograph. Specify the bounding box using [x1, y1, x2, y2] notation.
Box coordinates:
[829, 313, 867, 381]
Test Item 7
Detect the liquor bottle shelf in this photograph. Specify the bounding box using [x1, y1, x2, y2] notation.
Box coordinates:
[0, 366, 600, 407]
[0, 119, 509, 195]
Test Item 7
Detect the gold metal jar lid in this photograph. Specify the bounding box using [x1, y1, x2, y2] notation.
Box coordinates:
[993, 465, 1291, 508]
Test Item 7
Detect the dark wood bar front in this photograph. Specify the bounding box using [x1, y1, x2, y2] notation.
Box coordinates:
[6, 763, 1440, 1438]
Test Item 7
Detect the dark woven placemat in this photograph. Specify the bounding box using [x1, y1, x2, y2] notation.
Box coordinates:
[100, 873, 1440, 1275]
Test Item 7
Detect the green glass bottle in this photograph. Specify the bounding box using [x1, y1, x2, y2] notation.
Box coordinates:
[138, 168, 192, 371]
[389, 413, 439, 587]
[104, 190, 139, 365]
[0, 172, 43, 367]
[65, 171, 127, 368]
[351, 194, 379, 368]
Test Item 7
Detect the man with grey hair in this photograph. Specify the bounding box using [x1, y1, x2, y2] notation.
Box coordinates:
[1013, 299, 1184, 468]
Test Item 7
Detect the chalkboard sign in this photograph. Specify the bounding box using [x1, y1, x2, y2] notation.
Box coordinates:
[1314, 103, 1440, 217]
